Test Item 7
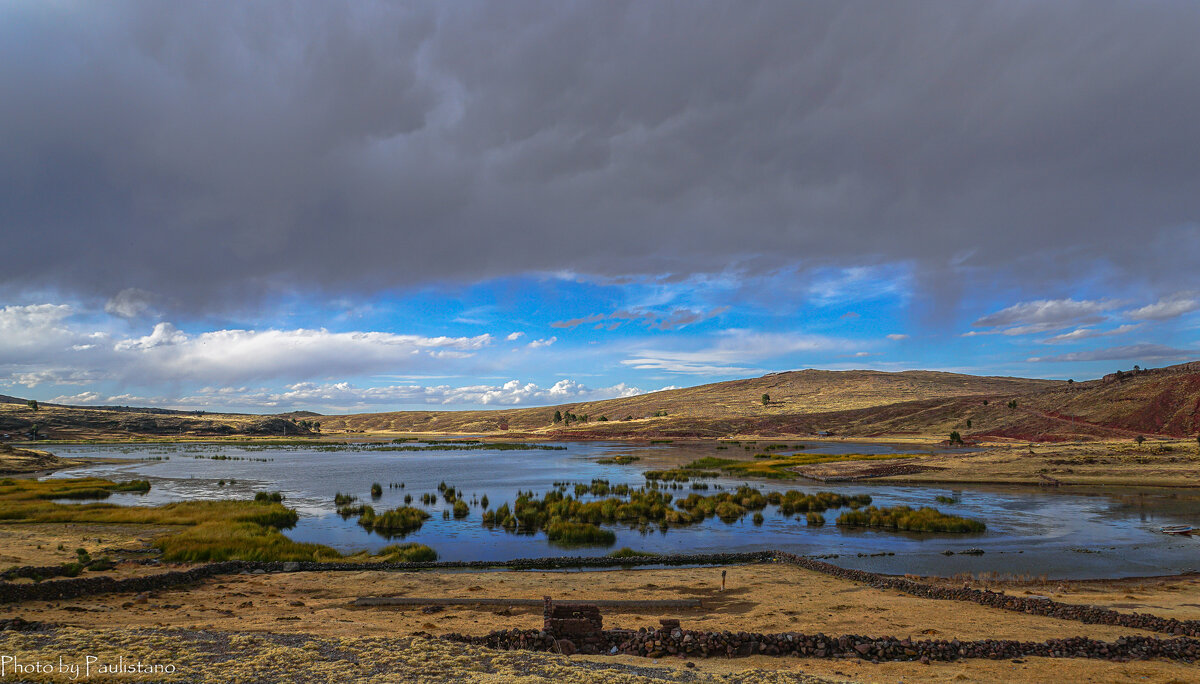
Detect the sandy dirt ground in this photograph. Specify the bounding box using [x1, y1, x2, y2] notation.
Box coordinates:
[5, 563, 1200, 683]
[796, 441, 1200, 488]
[919, 571, 1200, 623]
[0, 523, 169, 569]
[0, 446, 98, 476]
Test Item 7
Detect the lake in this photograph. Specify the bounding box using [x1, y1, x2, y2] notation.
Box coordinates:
[44, 440, 1200, 579]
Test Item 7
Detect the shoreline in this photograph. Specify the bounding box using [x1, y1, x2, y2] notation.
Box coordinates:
[11, 434, 1200, 489]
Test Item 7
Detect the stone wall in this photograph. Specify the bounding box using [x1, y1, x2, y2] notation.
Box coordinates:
[444, 626, 1200, 663]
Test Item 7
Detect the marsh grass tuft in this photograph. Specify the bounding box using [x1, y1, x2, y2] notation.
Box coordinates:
[356, 505, 431, 535]
[377, 542, 438, 562]
[545, 521, 615, 545]
[607, 547, 658, 558]
[836, 505, 985, 533]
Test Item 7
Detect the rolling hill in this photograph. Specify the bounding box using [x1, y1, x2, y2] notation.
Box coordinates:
[3, 363, 1198, 442]
[323, 369, 1062, 436]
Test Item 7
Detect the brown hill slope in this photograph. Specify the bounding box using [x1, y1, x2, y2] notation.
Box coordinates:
[755, 362, 1200, 442]
[324, 369, 1061, 435]
[0, 398, 316, 441]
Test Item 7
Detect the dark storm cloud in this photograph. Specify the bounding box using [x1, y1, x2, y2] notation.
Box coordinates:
[3, 1, 1199, 311]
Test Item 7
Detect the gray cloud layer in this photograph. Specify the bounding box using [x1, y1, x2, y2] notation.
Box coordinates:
[3, 1, 1199, 311]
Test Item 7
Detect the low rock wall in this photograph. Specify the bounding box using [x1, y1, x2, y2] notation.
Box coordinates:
[444, 627, 1200, 663]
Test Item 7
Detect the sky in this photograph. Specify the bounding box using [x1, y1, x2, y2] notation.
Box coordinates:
[1, 1, 1198, 413]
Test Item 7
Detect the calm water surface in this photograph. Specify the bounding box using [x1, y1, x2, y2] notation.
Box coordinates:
[45, 441, 1200, 579]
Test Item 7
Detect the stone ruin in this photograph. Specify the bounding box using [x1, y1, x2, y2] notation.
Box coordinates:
[542, 596, 604, 654]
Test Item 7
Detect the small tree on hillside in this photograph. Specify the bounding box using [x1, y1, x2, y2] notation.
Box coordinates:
[26, 400, 38, 411]
[949, 431, 963, 444]
[1135, 435, 1145, 447]
[761, 394, 770, 406]
[553, 410, 562, 423]
[1007, 400, 1018, 410]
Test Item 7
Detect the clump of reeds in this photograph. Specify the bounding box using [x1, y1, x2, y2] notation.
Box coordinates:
[836, 505, 985, 533]
[607, 547, 658, 558]
[545, 521, 616, 545]
[377, 542, 438, 562]
[356, 506, 430, 534]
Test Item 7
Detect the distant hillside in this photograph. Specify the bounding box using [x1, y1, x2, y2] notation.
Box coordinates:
[5, 363, 1197, 442]
[323, 369, 1062, 436]
[748, 361, 1200, 442]
[0, 400, 317, 441]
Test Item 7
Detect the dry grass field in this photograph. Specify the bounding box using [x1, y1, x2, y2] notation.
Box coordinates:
[4, 562, 1199, 683]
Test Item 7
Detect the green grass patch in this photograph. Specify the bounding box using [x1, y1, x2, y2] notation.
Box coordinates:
[0, 476, 437, 563]
[596, 455, 640, 465]
[679, 453, 914, 479]
[154, 521, 341, 562]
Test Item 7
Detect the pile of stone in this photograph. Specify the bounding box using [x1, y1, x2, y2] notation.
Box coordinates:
[0, 618, 48, 632]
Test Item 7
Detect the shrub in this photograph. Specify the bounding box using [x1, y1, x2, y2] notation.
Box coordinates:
[371, 483, 383, 498]
[334, 493, 357, 506]
[453, 499, 469, 518]
[806, 512, 825, 525]
[254, 491, 284, 503]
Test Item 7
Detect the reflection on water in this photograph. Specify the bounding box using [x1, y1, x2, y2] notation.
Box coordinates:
[45, 441, 1200, 579]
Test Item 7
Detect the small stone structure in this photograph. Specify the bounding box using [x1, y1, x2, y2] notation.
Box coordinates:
[542, 596, 604, 654]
